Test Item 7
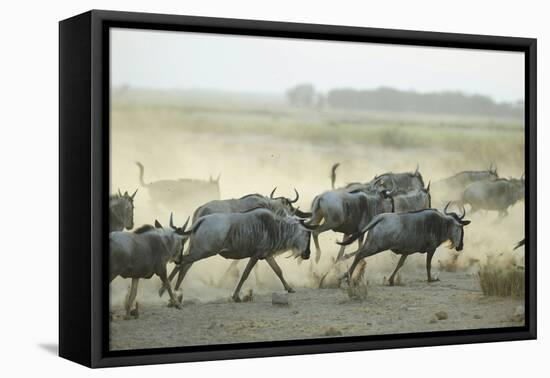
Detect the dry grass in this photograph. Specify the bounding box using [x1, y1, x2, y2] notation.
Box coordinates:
[478, 257, 524, 298]
[344, 260, 368, 301]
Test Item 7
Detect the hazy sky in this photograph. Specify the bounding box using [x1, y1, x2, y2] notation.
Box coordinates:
[111, 28, 524, 103]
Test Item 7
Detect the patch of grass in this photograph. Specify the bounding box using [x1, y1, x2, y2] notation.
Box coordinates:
[344, 260, 368, 301]
[478, 261, 524, 298]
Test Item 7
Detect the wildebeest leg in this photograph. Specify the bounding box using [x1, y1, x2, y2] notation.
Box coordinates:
[426, 250, 439, 282]
[124, 278, 139, 320]
[343, 255, 364, 283]
[232, 257, 259, 302]
[357, 233, 365, 250]
[265, 256, 294, 293]
[336, 234, 350, 261]
[388, 255, 407, 286]
[158, 268, 182, 309]
[312, 232, 322, 263]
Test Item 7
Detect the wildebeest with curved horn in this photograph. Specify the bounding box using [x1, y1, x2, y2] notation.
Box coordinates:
[371, 164, 425, 192]
[168, 208, 317, 302]
[392, 182, 431, 213]
[136, 161, 221, 211]
[109, 189, 137, 232]
[308, 187, 394, 263]
[110, 214, 189, 319]
[462, 176, 524, 217]
[160, 188, 311, 295]
[431, 164, 499, 204]
[338, 203, 470, 286]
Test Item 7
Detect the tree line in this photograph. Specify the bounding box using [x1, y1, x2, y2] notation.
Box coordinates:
[286, 84, 523, 118]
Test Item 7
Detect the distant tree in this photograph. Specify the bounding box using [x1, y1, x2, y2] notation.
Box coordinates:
[286, 84, 315, 108]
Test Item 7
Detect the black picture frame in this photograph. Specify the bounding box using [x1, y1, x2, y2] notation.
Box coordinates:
[59, 9, 537, 368]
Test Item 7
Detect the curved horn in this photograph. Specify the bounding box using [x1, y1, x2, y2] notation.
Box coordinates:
[443, 202, 452, 215]
[215, 173, 221, 183]
[459, 205, 466, 220]
[181, 216, 190, 232]
[289, 188, 299, 203]
[169, 212, 175, 230]
[270, 187, 277, 199]
[130, 188, 138, 200]
[118, 188, 122, 197]
[415, 164, 419, 174]
[426, 181, 431, 192]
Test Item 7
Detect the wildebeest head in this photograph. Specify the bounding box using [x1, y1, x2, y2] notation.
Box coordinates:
[112, 188, 138, 230]
[287, 218, 319, 260]
[154, 213, 190, 264]
[443, 202, 471, 251]
[269, 187, 312, 218]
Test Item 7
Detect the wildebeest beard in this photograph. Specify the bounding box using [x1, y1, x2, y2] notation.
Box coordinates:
[223, 212, 305, 258]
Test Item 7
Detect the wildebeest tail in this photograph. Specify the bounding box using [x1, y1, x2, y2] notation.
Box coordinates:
[337, 216, 383, 246]
[331, 162, 340, 189]
[135, 161, 148, 187]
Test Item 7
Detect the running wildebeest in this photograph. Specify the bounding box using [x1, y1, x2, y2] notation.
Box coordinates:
[338, 203, 471, 286]
[168, 208, 317, 302]
[136, 161, 221, 211]
[308, 187, 394, 263]
[160, 188, 311, 295]
[371, 165, 425, 192]
[392, 182, 431, 213]
[462, 176, 524, 217]
[110, 214, 189, 319]
[109, 189, 137, 232]
[431, 164, 499, 204]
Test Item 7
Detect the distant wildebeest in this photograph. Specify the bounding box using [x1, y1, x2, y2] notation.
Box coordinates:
[431, 164, 499, 204]
[110, 214, 189, 319]
[136, 161, 221, 210]
[461, 176, 524, 217]
[338, 203, 471, 286]
[514, 239, 525, 250]
[167, 208, 317, 302]
[371, 165, 425, 192]
[308, 187, 395, 263]
[109, 189, 137, 232]
[392, 182, 431, 213]
[160, 188, 311, 294]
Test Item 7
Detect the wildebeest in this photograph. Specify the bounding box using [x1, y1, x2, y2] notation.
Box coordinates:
[167, 208, 317, 302]
[431, 164, 499, 204]
[192, 188, 311, 220]
[308, 187, 394, 263]
[160, 188, 311, 294]
[461, 176, 524, 217]
[338, 203, 470, 286]
[371, 165, 425, 192]
[109, 189, 137, 232]
[392, 182, 431, 213]
[136, 161, 221, 211]
[110, 214, 189, 319]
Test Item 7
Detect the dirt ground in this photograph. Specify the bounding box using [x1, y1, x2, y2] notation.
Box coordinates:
[110, 269, 524, 350]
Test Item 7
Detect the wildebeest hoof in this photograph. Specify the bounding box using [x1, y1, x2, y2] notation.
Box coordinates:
[388, 281, 395, 286]
[158, 287, 166, 297]
[232, 295, 242, 303]
[428, 278, 440, 283]
[287, 287, 296, 293]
